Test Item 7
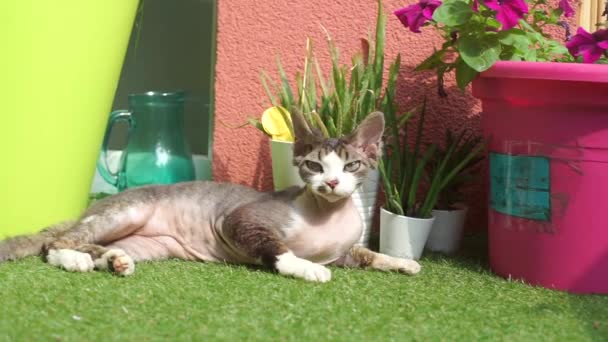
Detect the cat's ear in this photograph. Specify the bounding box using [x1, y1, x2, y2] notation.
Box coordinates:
[347, 111, 385, 165]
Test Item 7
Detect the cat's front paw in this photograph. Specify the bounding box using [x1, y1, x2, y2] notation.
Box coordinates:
[275, 252, 332, 283]
[94, 249, 135, 276]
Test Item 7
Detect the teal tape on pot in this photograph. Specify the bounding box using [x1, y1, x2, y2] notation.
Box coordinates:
[490, 153, 551, 221]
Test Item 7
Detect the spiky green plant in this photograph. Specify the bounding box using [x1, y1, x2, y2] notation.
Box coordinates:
[378, 99, 485, 218]
[426, 129, 485, 210]
[253, 0, 398, 138]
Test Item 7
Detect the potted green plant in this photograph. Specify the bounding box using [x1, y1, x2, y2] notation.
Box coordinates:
[425, 129, 485, 254]
[378, 99, 484, 259]
[251, 0, 399, 247]
[393, 0, 607, 94]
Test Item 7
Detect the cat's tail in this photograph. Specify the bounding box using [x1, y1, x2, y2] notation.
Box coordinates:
[0, 221, 75, 262]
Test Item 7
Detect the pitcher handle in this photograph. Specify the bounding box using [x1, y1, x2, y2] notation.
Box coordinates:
[96, 110, 135, 187]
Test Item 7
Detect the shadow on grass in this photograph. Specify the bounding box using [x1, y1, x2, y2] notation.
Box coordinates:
[453, 234, 608, 339]
[567, 250, 608, 338]
[369, 230, 491, 272]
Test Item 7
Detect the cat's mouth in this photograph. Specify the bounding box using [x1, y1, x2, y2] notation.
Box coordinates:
[315, 186, 350, 202]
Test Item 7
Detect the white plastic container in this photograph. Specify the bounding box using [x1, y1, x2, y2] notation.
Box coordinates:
[426, 207, 468, 254]
[269, 140, 304, 191]
[379, 208, 435, 260]
[352, 169, 380, 247]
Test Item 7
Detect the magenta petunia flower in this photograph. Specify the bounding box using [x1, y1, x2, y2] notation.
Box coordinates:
[394, 0, 443, 33]
[559, 0, 574, 17]
[483, 0, 529, 30]
[566, 27, 608, 63]
[473, 0, 479, 12]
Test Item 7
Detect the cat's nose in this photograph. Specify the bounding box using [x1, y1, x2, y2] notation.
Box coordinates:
[325, 179, 339, 189]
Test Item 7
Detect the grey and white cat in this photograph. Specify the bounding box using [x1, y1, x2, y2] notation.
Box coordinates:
[0, 111, 420, 282]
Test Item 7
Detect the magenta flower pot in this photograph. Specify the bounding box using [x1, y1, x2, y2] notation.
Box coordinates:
[473, 61, 608, 294]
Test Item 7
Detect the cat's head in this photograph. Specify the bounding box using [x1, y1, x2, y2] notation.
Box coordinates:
[292, 111, 385, 202]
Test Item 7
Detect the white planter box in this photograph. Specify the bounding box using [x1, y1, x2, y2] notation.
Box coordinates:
[269, 140, 304, 191]
[351, 169, 380, 247]
[379, 208, 435, 260]
[426, 208, 468, 254]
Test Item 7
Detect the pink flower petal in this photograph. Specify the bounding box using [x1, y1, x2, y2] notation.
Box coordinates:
[567, 27, 608, 63]
[496, 5, 521, 30]
[580, 46, 604, 63]
[483, 0, 501, 11]
[593, 28, 608, 42]
[559, 0, 574, 17]
[482, 0, 528, 30]
[394, 0, 441, 33]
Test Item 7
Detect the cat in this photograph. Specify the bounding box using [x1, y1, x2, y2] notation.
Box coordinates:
[0, 111, 420, 282]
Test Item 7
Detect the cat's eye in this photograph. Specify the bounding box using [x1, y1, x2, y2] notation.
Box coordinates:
[305, 161, 324, 173]
[344, 161, 361, 172]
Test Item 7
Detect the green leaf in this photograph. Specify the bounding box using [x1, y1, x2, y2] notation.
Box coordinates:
[295, 72, 304, 107]
[547, 40, 569, 55]
[390, 197, 405, 216]
[314, 58, 330, 98]
[438, 143, 485, 190]
[415, 49, 446, 71]
[248, 118, 269, 136]
[510, 54, 523, 61]
[275, 56, 294, 106]
[260, 71, 278, 106]
[373, 0, 386, 93]
[276, 106, 295, 139]
[302, 37, 317, 111]
[532, 9, 548, 23]
[407, 145, 437, 211]
[497, 29, 530, 52]
[311, 112, 329, 138]
[486, 18, 502, 29]
[524, 48, 537, 61]
[386, 54, 400, 101]
[549, 8, 563, 23]
[326, 116, 337, 137]
[458, 33, 501, 72]
[455, 58, 478, 90]
[397, 110, 414, 128]
[432, 0, 474, 26]
[499, 45, 515, 60]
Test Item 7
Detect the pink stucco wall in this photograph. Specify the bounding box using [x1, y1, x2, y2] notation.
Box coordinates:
[213, 0, 487, 230]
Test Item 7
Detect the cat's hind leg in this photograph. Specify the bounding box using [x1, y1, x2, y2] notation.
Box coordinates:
[47, 234, 176, 276]
[46, 243, 135, 276]
[222, 204, 332, 283]
[45, 200, 155, 276]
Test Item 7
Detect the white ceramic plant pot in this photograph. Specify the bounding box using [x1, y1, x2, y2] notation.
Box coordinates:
[426, 207, 468, 254]
[379, 208, 435, 260]
[352, 169, 380, 247]
[270, 140, 304, 191]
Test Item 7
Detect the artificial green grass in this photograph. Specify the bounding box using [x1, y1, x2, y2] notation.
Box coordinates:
[0, 237, 607, 341]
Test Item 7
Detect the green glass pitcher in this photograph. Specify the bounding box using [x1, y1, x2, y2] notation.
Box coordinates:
[97, 91, 195, 191]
